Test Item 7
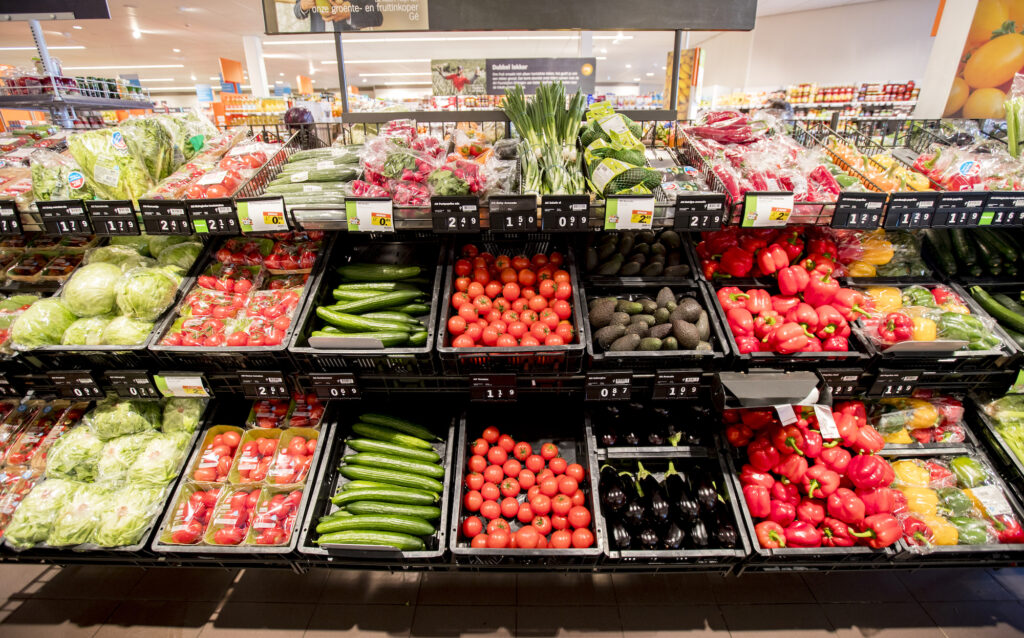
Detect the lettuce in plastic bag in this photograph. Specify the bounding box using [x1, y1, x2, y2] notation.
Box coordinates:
[4, 479, 80, 549]
[96, 431, 155, 484]
[47, 483, 113, 547]
[119, 117, 175, 182]
[115, 265, 184, 321]
[101, 315, 153, 346]
[148, 235, 190, 258]
[109, 235, 152, 256]
[162, 398, 205, 434]
[61, 262, 123, 317]
[62, 315, 113, 346]
[45, 425, 103, 482]
[67, 128, 153, 203]
[10, 298, 77, 350]
[84, 245, 155, 272]
[86, 397, 161, 441]
[156, 242, 202, 272]
[126, 431, 191, 485]
[93, 484, 166, 547]
[29, 149, 94, 202]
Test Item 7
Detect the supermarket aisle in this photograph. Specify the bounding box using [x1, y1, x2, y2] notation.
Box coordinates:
[0, 563, 1023, 637]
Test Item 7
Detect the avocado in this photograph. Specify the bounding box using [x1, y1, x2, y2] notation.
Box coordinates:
[664, 264, 691, 277]
[609, 334, 641, 351]
[616, 300, 643, 315]
[632, 314, 656, 326]
[648, 323, 673, 339]
[653, 307, 670, 324]
[619, 261, 641, 276]
[633, 243, 650, 256]
[618, 232, 635, 256]
[640, 262, 664, 277]
[594, 324, 627, 349]
[696, 341, 713, 351]
[667, 252, 682, 267]
[597, 242, 618, 261]
[661, 337, 679, 350]
[588, 300, 618, 328]
[638, 230, 656, 244]
[672, 320, 700, 349]
[656, 287, 675, 308]
[650, 253, 666, 264]
[625, 323, 649, 337]
[659, 229, 682, 249]
[597, 254, 624, 275]
[589, 296, 618, 311]
[665, 300, 677, 312]
[675, 297, 703, 323]
[610, 312, 631, 326]
[639, 337, 662, 351]
[585, 247, 599, 272]
[650, 242, 667, 257]
[696, 310, 710, 341]
[628, 253, 647, 265]
[639, 298, 658, 314]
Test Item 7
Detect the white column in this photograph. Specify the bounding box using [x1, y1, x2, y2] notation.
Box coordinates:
[914, 0, 975, 118]
[243, 35, 269, 97]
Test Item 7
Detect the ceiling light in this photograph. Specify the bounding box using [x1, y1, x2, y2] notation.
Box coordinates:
[149, 86, 202, 91]
[64, 64, 184, 70]
[209, 76, 219, 81]
[645, 72, 654, 76]
[322, 58, 430, 64]
[139, 78, 175, 82]
[72, 25, 83, 30]
[262, 53, 299, 59]
[279, 72, 285, 77]
[625, 64, 631, 68]
[633, 77, 641, 82]
[600, 48, 607, 54]
[132, 29, 142, 39]
[593, 34, 632, 40]
[268, 35, 577, 45]
[596, 56, 607, 60]
[190, 74, 196, 81]
[0, 46, 84, 51]
[172, 48, 181, 53]
[358, 72, 431, 77]
[661, 66, 666, 70]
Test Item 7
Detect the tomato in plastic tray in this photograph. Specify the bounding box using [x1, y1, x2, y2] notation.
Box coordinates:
[0, 139, 28, 153]
[263, 240, 319, 273]
[248, 488, 302, 545]
[160, 316, 230, 348]
[244, 289, 301, 320]
[4, 405, 70, 467]
[219, 148, 268, 172]
[0, 467, 42, 540]
[183, 167, 247, 200]
[196, 263, 261, 294]
[287, 392, 325, 429]
[40, 253, 83, 280]
[191, 426, 243, 483]
[164, 485, 222, 544]
[246, 399, 292, 430]
[181, 288, 247, 320]
[267, 429, 317, 484]
[215, 237, 274, 266]
[224, 316, 289, 347]
[231, 430, 281, 483]
[205, 486, 261, 545]
[6, 252, 52, 281]
[0, 236, 28, 249]
[266, 273, 308, 290]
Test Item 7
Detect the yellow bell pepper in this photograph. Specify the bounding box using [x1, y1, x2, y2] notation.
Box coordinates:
[865, 287, 903, 313]
[904, 172, 931, 192]
[880, 398, 939, 429]
[860, 238, 895, 265]
[901, 486, 939, 516]
[912, 316, 937, 341]
[846, 260, 876, 277]
[893, 460, 932, 487]
[917, 514, 958, 545]
[884, 428, 913, 444]
[872, 154, 895, 169]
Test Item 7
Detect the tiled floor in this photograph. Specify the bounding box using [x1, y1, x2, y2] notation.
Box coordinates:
[1, 564, 1024, 637]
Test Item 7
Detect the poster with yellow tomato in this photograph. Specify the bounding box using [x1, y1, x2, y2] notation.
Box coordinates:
[945, 0, 1024, 118]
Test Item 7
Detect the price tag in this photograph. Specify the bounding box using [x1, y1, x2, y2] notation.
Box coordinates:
[0, 374, 20, 398]
[37, 200, 92, 235]
[236, 197, 289, 233]
[741, 192, 793, 227]
[239, 371, 289, 399]
[819, 370, 861, 397]
[969, 485, 1013, 516]
[309, 373, 360, 400]
[980, 192, 1024, 227]
[831, 193, 887, 230]
[651, 370, 702, 400]
[541, 195, 590, 232]
[868, 370, 921, 397]
[0, 201, 22, 236]
[883, 193, 939, 230]
[104, 370, 159, 399]
[86, 200, 140, 236]
[138, 200, 192, 235]
[346, 198, 394, 233]
[431, 196, 480, 234]
[674, 194, 725, 231]
[604, 195, 654, 231]
[933, 192, 989, 228]
[774, 404, 798, 425]
[813, 405, 841, 440]
[470, 374, 517, 401]
[188, 199, 239, 235]
[585, 372, 633, 401]
[153, 373, 211, 398]
[47, 370, 103, 399]
[488, 195, 537, 233]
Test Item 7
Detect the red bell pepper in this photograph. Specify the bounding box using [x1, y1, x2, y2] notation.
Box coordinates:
[743, 484, 771, 518]
[771, 481, 801, 506]
[785, 520, 823, 547]
[902, 515, 935, 547]
[857, 486, 896, 515]
[717, 287, 750, 311]
[775, 453, 809, 484]
[720, 246, 754, 277]
[735, 335, 761, 354]
[879, 312, 913, 343]
[771, 425, 807, 456]
[771, 294, 801, 315]
[992, 514, 1024, 544]
[801, 463, 840, 499]
[847, 454, 895, 490]
[702, 260, 720, 279]
[785, 303, 819, 335]
[703, 227, 738, 254]
[815, 305, 849, 339]
[757, 243, 789, 275]
[807, 236, 839, 261]
[727, 308, 755, 337]
[819, 446, 851, 474]
[796, 498, 825, 526]
[777, 230, 805, 261]
[832, 288, 871, 321]
[822, 335, 849, 351]
[754, 310, 783, 340]
[923, 460, 956, 487]
[851, 424, 886, 455]
[800, 252, 837, 273]
[821, 517, 856, 547]
[738, 234, 769, 254]
[777, 265, 810, 296]
[931, 286, 956, 306]
[744, 289, 772, 314]
[726, 424, 754, 448]
[803, 272, 840, 307]
[747, 436, 781, 472]
[835, 401, 867, 427]
[768, 499, 797, 527]
[826, 487, 866, 526]
[892, 488, 908, 515]
[755, 520, 786, 548]
[770, 322, 810, 354]
[803, 337, 823, 352]
[741, 409, 776, 430]
[834, 412, 862, 448]
[803, 430, 824, 459]
[739, 464, 775, 489]
[850, 513, 902, 548]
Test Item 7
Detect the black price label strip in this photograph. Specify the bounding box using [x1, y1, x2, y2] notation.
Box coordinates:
[819, 370, 862, 397]
[469, 374, 517, 402]
[674, 194, 726, 231]
[868, 371, 921, 397]
[138, 200, 193, 235]
[104, 370, 159, 399]
[980, 192, 1024, 227]
[86, 200, 140, 236]
[309, 373, 360, 400]
[651, 370, 702, 400]
[38, 200, 92, 235]
[831, 193, 886, 230]
[541, 195, 590, 232]
[432, 196, 481, 234]
[188, 199, 239, 235]
[239, 372, 289, 399]
[0, 201, 23, 236]
[488, 195, 537, 233]
[933, 192, 989, 228]
[883, 193, 939, 230]
[585, 372, 633, 401]
[47, 371, 103, 399]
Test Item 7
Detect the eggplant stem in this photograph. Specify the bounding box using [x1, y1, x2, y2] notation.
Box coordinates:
[668, 432, 682, 447]
[665, 461, 678, 477]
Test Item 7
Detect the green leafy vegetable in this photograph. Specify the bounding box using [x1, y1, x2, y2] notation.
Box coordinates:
[67, 128, 154, 203]
[86, 397, 162, 441]
[156, 242, 202, 272]
[162, 398, 204, 434]
[10, 298, 77, 350]
[62, 316, 113, 346]
[93, 484, 166, 547]
[85, 245, 155, 272]
[115, 265, 184, 321]
[96, 431, 155, 484]
[126, 431, 191, 485]
[5, 479, 81, 549]
[61, 262, 123, 317]
[45, 426, 103, 482]
[101, 315, 154, 346]
[47, 483, 113, 547]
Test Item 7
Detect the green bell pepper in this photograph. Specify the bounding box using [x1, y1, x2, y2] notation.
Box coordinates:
[937, 487, 973, 517]
[950, 456, 989, 488]
[937, 313, 991, 347]
[902, 285, 938, 308]
[949, 516, 990, 545]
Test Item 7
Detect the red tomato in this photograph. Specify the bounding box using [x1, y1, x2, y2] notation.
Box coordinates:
[531, 514, 553, 536]
[501, 310, 520, 324]
[483, 464, 504, 484]
[517, 502, 535, 524]
[499, 497, 519, 519]
[194, 468, 216, 481]
[569, 506, 592, 529]
[512, 255, 530, 270]
[515, 525, 540, 549]
[453, 334, 476, 348]
[518, 269, 537, 287]
[464, 490, 483, 512]
[495, 255, 511, 269]
[554, 323, 574, 343]
[464, 323, 483, 342]
[502, 459, 522, 477]
[557, 475, 578, 495]
[471, 438, 489, 456]
[466, 472, 485, 490]
[487, 529, 510, 548]
[463, 516, 483, 538]
[512, 298, 529, 313]
[526, 485, 541, 502]
[479, 500, 501, 520]
[487, 518, 510, 534]
[480, 482, 500, 501]
[500, 477, 520, 498]
[467, 454, 487, 473]
[539, 309, 559, 329]
[486, 446, 507, 465]
[496, 334, 517, 347]
[455, 277, 471, 292]
[472, 268, 490, 285]
[551, 494, 573, 516]
[492, 298, 509, 314]
[482, 427, 500, 443]
[551, 514, 569, 530]
[481, 326, 500, 346]
[472, 295, 493, 313]
[461, 244, 479, 258]
[484, 308, 502, 323]
[528, 295, 548, 312]
[518, 469, 536, 489]
[548, 252, 564, 267]
[499, 267, 518, 284]
[552, 269, 571, 283]
[513, 442, 532, 461]
[447, 316, 467, 336]
[525, 454, 545, 473]
[565, 463, 585, 483]
[549, 457, 568, 475]
[530, 494, 552, 515]
[520, 335, 540, 346]
[451, 292, 470, 310]
[502, 282, 520, 300]
[571, 528, 594, 548]
[471, 534, 489, 548]
[455, 259, 472, 277]
[539, 477, 559, 497]
[551, 300, 572, 320]
[532, 253, 549, 268]
[472, 256, 488, 270]
[467, 282, 485, 298]
[521, 287, 536, 300]
[490, 320, 507, 334]
[571, 490, 586, 507]
[520, 310, 539, 326]
[539, 279, 556, 298]
[541, 443, 559, 460]
[554, 282, 572, 300]
[485, 281, 502, 298]
[530, 322, 550, 341]
[458, 304, 478, 323]
[536, 469, 554, 483]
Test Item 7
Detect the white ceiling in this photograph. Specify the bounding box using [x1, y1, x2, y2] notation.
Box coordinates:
[0, 0, 884, 97]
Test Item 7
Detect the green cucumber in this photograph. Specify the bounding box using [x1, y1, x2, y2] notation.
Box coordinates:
[343, 453, 444, 479]
[950, 228, 977, 267]
[315, 514, 435, 536]
[359, 413, 439, 441]
[336, 264, 422, 281]
[343, 501, 441, 520]
[330, 486, 439, 506]
[339, 464, 444, 492]
[360, 312, 422, 324]
[346, 438, 441, 462]
[352, 423, 434, 450]
[924, 229, 957, 275]
[393, 303, 431, 316]
[331, 288, 389, 301]
[328, 291, 425, 314]
[334, 282, 419, 292]
[315, 530, 425, 550]
[341, 480, 395, 491]
[409, 331, 428, 346]
[319, 511, 353, 522]
[316, 308, 413, 333]
[975, 228, 1018, 264]
[309, 331, 410, 345]
[1004, 326, 1024, 349]
[971, 229, 1004, 269]
[970, 286, 1024, 334]
[994, 293, 1024, 317]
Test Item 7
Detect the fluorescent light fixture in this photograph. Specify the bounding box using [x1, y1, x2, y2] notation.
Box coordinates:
[600, 48, 607, 54]
[132, 29, 142, 39]
[262, 53, 299, 59]
[383, 81, 430, 86]
[633, 77, 641, 82]
[625, 64, 631, 68]
[593, 34, 632, 40]
[596, 56, 607, 60]
[148, 86, 201, 91]
[268, 35, 577, 45]
[139, 78, 175, 82]
[63, 64, 184, 70]
[322, 58, 429, 64]
[358, 72, 430, 77]
[172, 48, 181, 53]
[209, 76, 219, 81]
[72, 25, 83, 30]
[0, 46, 84, 50]
[279, 72, 285, 76]
[645, 72, 654, 76]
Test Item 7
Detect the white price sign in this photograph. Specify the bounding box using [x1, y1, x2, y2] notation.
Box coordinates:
[604, 196, 654, 231]
[236, 197, 289, 233]
[742, 193, 793, 227]
[346, 198, 394, 233]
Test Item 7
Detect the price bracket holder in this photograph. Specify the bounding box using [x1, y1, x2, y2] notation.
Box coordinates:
[932, 192, 989, 228]
[432, 196, 480, 234]
[604, 195, 655, 231]
[469, 374, 517, 402]
[652, 370, 702, 400]
[0, 374, 19, 398]
[674, 194, 725, 231]
[741, 191, 793, 228]
[38, 200, 92, 235]
[236, 197, 289, 233]
[819, 369, 862, 398]
[585, 372, 633, 401]
[0, 201, 23, 236]
[188, 199, 239, 235]
[868, 370, 922, 397]
[47, 370, 103, 399]
[239, 371, 289, 399]
[831, 193, 887, 230]
[980, 192, 1024, 227]
[883, 192, 939, 230]
[86, 200, 140, 236]
[138, 199, 192, 235]
[153, 373, 211, 398]
[104, 370, 159, 399]
[488, 195, 537, 233]
[309, 373, 360, 400]
[541, 195, 590, 232]
[346, 197, 394, 233]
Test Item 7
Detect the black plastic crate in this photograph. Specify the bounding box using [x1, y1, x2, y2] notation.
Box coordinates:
[288, 236, 442, 375]
[436, 237, 587, 375]
[581, 280, 730, 372]
[449, 402, 604, 567]
[581, 229, 697, 287]
[297, 406, 455, 566]
[588, 402, 718, 458]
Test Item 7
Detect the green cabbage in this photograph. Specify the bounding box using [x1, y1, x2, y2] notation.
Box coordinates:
[109, 235, 152, 256]
[67, 128, 153, 203]
[162, 398, 205, 433]
[126, 431, 191, 485]
[86, 398, 162, 441]
[148, 235, 190, 258]
[115, 266, 184, 321]
[10, 298, 77, 350]
[101, 316, 153, 346]
[85, 245, 155, 272]
[62, 315, 113, 346]
[96, 431, 155, 484]
[61, 262, 123, 317]
[47, 483, 113, 547]
[45, 425, 103, 482]
[156, 242, 202, 271]
[93, 484, 166, 547]
[4, 479, 81, 549]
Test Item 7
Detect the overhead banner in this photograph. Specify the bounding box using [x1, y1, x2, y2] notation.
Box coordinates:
[262, 0, 428, 34]
[431, 58, 595, 96]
